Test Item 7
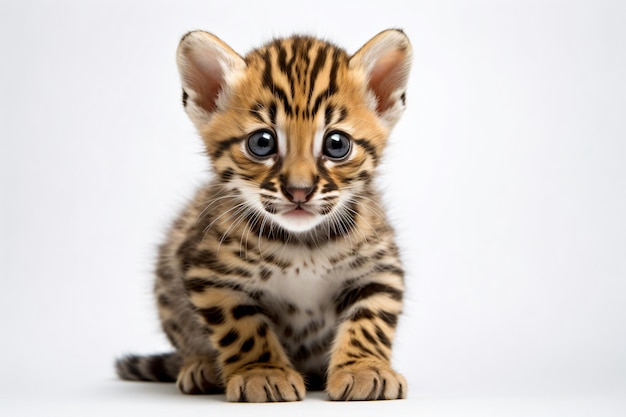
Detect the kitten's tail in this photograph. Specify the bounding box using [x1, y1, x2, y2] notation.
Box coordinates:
[115, 352, 181, 382]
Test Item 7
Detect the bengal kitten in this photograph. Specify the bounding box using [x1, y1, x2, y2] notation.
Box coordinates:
[116, 29, 412, 402]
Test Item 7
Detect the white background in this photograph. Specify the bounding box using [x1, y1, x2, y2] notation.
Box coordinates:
[1, 0, 625, 416]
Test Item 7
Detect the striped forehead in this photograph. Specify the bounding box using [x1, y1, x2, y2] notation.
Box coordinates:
[246, 36, 349, 122]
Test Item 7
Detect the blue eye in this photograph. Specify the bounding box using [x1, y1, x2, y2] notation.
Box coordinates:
[247, 130, 277, 158]
[323, 131, 351, 160]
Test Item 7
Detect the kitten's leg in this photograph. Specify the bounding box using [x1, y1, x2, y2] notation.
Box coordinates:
[154, 261, 222, 394]
[327, 277, 406, 400]
[185, 279, 305, 402]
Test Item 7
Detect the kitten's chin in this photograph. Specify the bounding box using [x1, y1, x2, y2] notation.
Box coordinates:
[273, 208, 325, 233]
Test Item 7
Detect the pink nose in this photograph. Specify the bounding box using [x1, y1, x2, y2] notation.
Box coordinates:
[283, 186, 314, 203]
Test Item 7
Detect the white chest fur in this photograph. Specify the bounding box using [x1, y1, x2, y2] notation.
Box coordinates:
[251, 247, 349, 372]
[262, 249, 338, 313]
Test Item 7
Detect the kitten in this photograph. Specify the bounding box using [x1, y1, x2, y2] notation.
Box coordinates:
[116, 29, 412, 402]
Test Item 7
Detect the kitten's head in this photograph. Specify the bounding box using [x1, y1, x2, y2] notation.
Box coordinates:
[177, 30, 411, 236]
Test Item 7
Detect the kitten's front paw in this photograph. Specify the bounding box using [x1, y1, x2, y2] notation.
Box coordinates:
[226, 365, 305, 402]
[327, 360, 407, 401]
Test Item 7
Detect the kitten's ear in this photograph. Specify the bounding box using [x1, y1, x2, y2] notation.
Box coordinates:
[350, 29, 412, 129]
[176, 31, 246, 129]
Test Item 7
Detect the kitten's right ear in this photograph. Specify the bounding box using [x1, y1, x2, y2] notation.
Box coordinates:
[176, 31, 246, 129]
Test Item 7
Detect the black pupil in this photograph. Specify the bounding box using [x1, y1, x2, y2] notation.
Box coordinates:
[249, 131, 276, 157]
[325, 133, 350, 159]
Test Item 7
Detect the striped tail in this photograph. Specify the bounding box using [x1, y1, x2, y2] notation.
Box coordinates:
[115, 352, 182, 382]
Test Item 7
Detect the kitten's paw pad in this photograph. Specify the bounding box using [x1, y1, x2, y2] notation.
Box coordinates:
[176, 357, 221, 395]
[226, 365, 305, 402]
[327, 361, 407, 401]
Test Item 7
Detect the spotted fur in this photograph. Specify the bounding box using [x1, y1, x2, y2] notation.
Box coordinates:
[116, 29, 412, 402]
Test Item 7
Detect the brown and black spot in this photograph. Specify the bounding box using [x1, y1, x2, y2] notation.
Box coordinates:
[232, 304, 264, 319]
[319, 203, 334, 215]
[261, 49, 293, 116]
[219, 167, 236, 182]
[218, 329, 240, 347]
[283, 325, 293, 338]
[224, 353, 242, 364]
[240, 336, 256, 353]
[257, 322, 268, 337]
[178, 244, 254, 278]
[249, 102, 267, 124]
[259, 159, 283, 192]
[310, 49, 343, 117]
[198, 306, 226, 325]
[182, 89, 188, 107]
[324, 105, 334, 126]
[116, 353, 180, 383]
[260, 195, 279, 214]
[261, 253, 292, 269]
[321, 181, 338, 194]
[348, 255, 369, 270]
[286, 303, 298, 315]
[375, 324, 392, 348]
[259, 267, 272, 281]
[335, 281, 403, 315]
[373, 263, 404, 277]
[256, 351, 271, 363]
[184, 276, 244, 294]
[316, 159, 338, 194]
[360, 326, 378, 346]
[349, 307, 375, 321]
[157, 293, 171, 308]
[356, 170, 372, 184]
[378, 311, 398, 328]
[348, 336, 386, 361]
[371, 249, 388, 261]
[212, 136, 246, 160]
[353, 138, 379, 163]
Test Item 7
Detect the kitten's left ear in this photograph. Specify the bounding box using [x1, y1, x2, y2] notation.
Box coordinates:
[350, 29, 412, 129]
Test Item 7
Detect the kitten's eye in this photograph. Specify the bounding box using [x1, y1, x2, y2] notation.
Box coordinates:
[247, 130, 277, 158]
[323, 131, 352, 160]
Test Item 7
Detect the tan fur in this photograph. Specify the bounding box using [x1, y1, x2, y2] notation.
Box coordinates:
[116, 29, 412, 402]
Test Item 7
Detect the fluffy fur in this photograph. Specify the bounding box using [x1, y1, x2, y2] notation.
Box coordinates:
[116, 29, 412, 402]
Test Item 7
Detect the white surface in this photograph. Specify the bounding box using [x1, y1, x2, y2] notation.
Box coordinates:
[1, 0, 625, 415]
[3, 383, 626, 417]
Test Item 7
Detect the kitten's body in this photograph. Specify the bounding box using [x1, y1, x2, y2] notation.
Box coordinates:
[117, 29, 412, 402]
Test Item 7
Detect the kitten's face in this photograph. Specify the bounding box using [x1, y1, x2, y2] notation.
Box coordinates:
[178, 32, 411, 236]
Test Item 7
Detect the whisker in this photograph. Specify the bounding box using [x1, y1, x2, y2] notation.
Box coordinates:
[201, 200, 248, 245]
[194, 194, 240, 226]
[215, 205, 251, 254]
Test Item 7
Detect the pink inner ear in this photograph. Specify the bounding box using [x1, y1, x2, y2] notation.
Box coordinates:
[184, 52, 225, 113]
[368, 49, 406, 114]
